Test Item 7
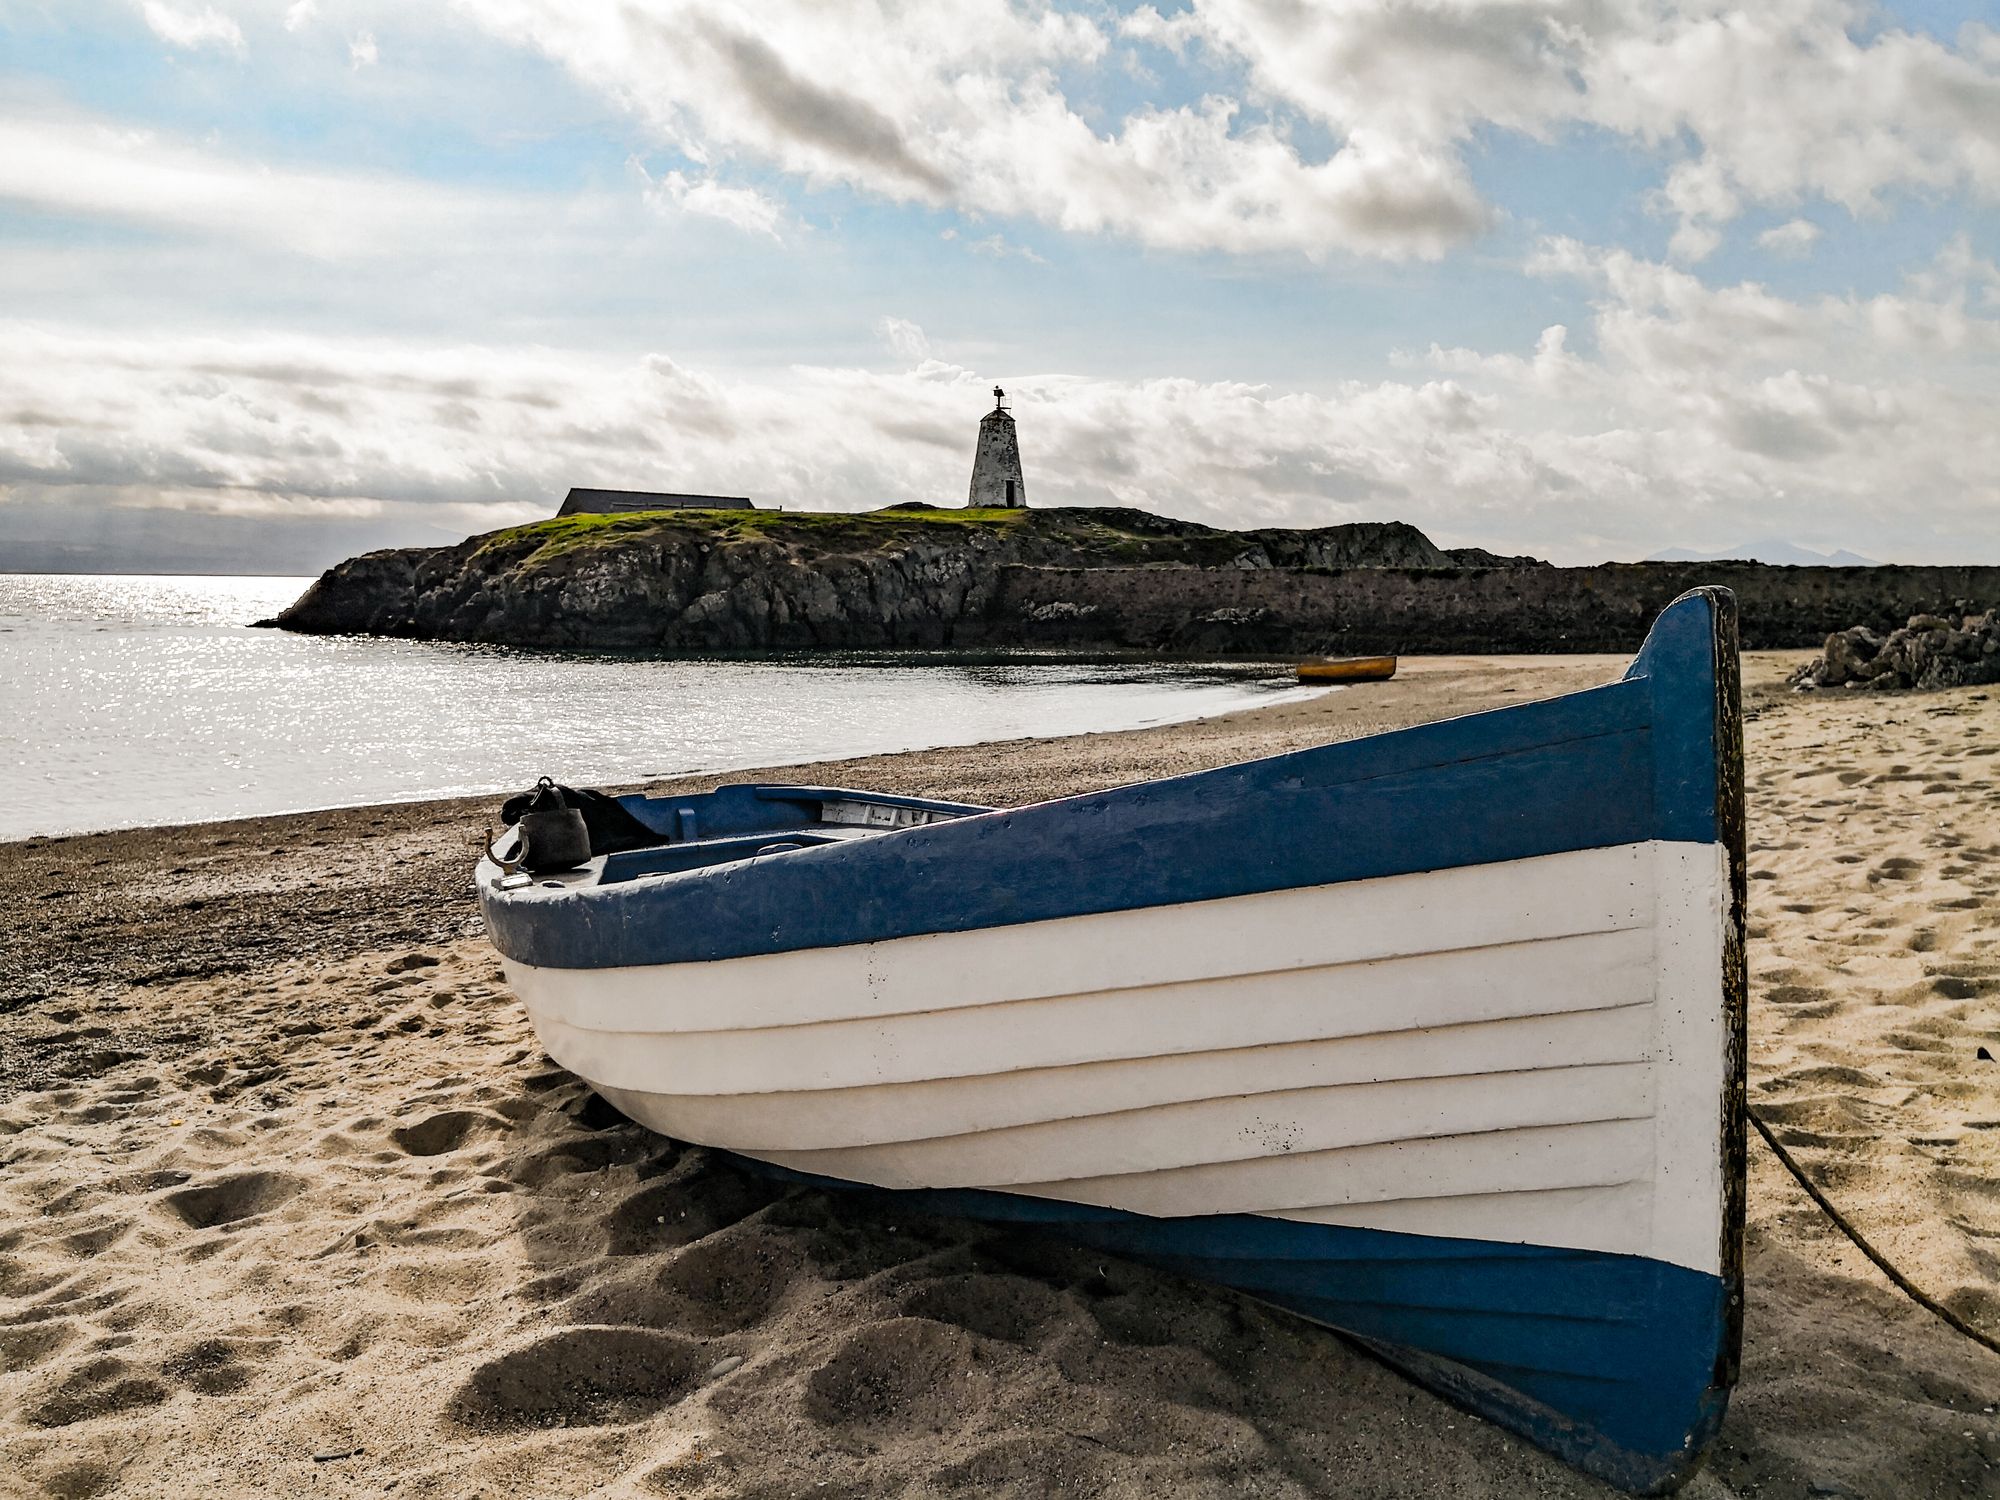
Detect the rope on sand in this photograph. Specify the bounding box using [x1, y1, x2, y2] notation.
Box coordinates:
[1748, 1108, 2000, 1360]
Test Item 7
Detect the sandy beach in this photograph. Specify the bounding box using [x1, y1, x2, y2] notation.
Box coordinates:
[5, 653, 1998, 1500]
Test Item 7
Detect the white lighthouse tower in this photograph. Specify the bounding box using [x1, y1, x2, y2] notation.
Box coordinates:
[967, 386, 1028, 508]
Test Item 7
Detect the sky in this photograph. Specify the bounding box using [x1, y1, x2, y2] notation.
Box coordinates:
[0, 0, 1996, 572]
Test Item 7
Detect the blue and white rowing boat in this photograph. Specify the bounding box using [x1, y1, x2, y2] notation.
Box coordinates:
[478, 587, 1746, 1494]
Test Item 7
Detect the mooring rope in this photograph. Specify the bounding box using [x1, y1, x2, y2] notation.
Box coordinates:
[1747, 1108, 2000, 1360]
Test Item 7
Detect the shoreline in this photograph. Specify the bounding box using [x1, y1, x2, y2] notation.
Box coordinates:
[3, 669, 1325, 847]
[5, 651, 1635, 843]
[8, 647, 2000, 1499]
[5, 580, 1331, 844]
[16, 652, 1594, 843]
[3, 653, 1635, 1017]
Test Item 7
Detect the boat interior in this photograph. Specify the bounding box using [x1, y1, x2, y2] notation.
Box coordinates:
[492, 784, 991, 889]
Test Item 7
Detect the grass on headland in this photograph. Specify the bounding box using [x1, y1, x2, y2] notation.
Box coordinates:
[476, 505, 1036, 567]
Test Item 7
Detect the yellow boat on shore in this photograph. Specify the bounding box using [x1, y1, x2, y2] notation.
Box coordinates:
[1296, 654, 1397, 683]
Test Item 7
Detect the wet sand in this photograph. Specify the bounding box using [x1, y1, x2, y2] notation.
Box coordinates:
[3, 653, 1998, 1499]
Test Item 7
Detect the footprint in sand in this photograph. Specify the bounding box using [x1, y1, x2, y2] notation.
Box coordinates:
[602, 1160, 784, 1256]
[1930, 974, 1990, 1000]
[1758, 1064, 1881, 1091]
[900, 1272, 1076, 1347]
[162, 1334, 279, 1395]
[0, 1254, 70, 1301]
[57, 1220, 132, 1258]
[0, 1318, 82, 1372]
[447, 1325, 707, 1430]
[160, 1170, 305, 1230]
[647, 1227, 802, 1334]
[513, 1130, 643, 1182]
[34, 1458, 120, 1500]
[573, 1223, 806, 1337]
[22, 1353, 170, 1429]
[1872, 857, 1925, 882]
[933, 1434, 1128, 1494]
[389, 1108, 505, 1157]
[1761, 984, 1831, 1007]
[1885, 1030, 1957, 1054]
[802, 1318, 990, 1435]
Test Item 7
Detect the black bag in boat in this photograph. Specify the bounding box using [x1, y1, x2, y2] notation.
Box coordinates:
[500, 782, 658, 859]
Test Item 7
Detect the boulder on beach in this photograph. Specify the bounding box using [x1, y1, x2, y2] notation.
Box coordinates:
[1793, 606, 2000, 691]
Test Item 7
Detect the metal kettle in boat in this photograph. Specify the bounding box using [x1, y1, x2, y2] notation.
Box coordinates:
[505, 777, 592, 874]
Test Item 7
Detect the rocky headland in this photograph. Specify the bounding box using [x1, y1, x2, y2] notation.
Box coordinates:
[270, 505, 2000, 655]
[267, 506, 1530, 649]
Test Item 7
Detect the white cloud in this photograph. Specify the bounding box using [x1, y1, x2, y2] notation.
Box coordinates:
[1667, 220, 1724, 265]
[875, 316, 932, 363]
[432, 1, 2000, 265]
[448, 0, 1488, 260]
[349, 30, 378, 69]
[964, 232, 1046, 265]
[1759, 218, 1824, 258]
[1126, 1, 2000, 253]
[1656, 157, 1737, 261]
[138, 0, 246, 56]
[0, 112, 563, 260]
[90, 3, 2000, 273]
[5, 236, 1996, 564]
[635, 162, 787, 239]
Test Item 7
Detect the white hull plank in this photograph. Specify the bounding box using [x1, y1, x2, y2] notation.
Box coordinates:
[743, 1062, 1654, 1188]
[521, 926, 1655, 1096]
[1279, 1181, 1657, 1256]
[514, 841, 1729, 1276]
[542, 1005, 1656, 1151]
[997, 1118, 1657, 1217]
[522, 840, 1660, 1034]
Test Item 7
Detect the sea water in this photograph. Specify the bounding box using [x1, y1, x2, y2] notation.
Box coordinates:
[0, 574, 1314, 840]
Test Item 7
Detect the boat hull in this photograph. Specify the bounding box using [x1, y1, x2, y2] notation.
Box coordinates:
[507, 838, 1725, 1265]
[1297, 653, 1397, 682]
[481, 587, 1746, 1494]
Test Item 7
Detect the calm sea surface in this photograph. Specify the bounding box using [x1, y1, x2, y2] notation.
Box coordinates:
[1, 574, 1315, 841]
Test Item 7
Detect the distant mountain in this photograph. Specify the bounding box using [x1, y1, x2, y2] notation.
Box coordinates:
[1646, 538, 1879, 567]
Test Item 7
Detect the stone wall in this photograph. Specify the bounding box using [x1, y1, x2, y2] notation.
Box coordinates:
[976, 562, 2000, 654]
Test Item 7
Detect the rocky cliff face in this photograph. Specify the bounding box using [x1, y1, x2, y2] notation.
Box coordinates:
[272, 506, 2000, 656]
[270, 507, 1526, 650]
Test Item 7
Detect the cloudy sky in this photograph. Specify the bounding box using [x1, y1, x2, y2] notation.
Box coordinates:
[1, 0, 1996, 571]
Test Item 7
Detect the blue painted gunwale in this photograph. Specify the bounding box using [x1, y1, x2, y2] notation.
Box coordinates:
[483, 588, 1723, 972]
[481, 588, 1747, 1495]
